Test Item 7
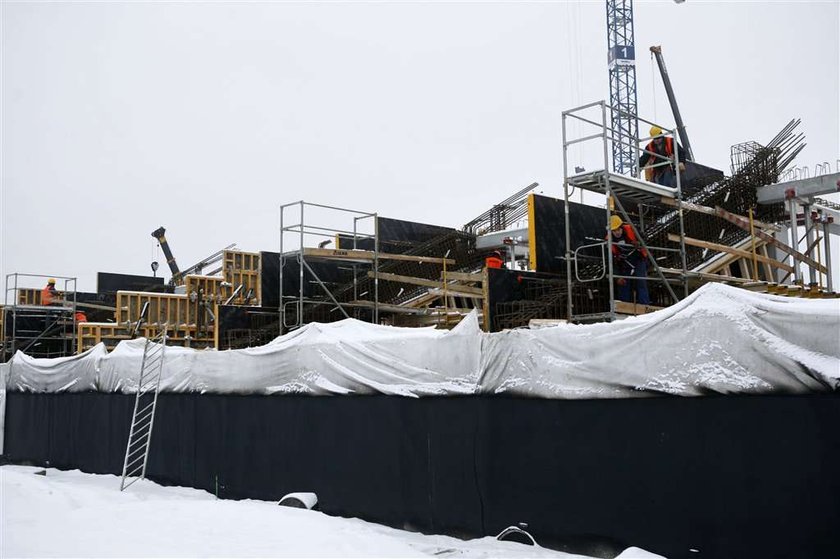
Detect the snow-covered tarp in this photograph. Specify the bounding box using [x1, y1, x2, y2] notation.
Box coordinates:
[5, 283, 839, 398]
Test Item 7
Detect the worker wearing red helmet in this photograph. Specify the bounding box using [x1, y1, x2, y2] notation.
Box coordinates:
[608, 216, 650, 305]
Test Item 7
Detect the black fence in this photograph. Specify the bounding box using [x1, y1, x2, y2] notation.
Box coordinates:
[4, 392, 839, 559]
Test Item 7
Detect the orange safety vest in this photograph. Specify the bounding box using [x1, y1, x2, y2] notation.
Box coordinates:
[486, 256, 504, 269]
[643, 137, 675, 181]
[610, 224, 648, 259]
[75, 311, 88, 323]
[41, 285, 57, 305]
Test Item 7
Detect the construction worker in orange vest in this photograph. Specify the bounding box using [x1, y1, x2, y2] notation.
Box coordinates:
[485, 250, 505, 269]
[41, 278, 60, 306]
[639, 125, 689, 188]
[609, 216, 650, 305]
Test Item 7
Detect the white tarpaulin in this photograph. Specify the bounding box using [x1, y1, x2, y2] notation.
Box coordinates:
[479, 283, 839, 398]
[5, 283, 839, 398]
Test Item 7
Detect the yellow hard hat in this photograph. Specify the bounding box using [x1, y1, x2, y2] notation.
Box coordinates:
[650, 125, 663, 137]
[610, 215, 623, 230]
[48, 278, 56, 284]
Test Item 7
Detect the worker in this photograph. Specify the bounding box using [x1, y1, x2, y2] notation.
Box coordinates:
[608, 216, 650, 305]
[485, 250, 505, 269]
[639, 125, 689, 188]
[74, 310, 88, 323]
[41, 278, 60, 306]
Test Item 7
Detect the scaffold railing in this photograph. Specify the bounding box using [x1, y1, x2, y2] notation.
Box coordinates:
[279, 201, 378, 332]
[561, 100, 689, 323]
[2, 273, 78, 360]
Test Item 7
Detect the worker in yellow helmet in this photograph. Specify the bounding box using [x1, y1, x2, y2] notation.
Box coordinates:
[41, 278, 60, 306]
[639, 125, 689, 188]
[607, 216, 650, 305]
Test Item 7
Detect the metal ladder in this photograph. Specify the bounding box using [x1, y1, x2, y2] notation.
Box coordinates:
[120, 326, 168, 491]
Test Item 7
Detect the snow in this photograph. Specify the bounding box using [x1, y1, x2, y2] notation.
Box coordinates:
[5, 283, 838, 398]
[0, 465, 626, 559]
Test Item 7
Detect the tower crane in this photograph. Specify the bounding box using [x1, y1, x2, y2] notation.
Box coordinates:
[606, 0, 685, 176]
[606, 0, 639, 177]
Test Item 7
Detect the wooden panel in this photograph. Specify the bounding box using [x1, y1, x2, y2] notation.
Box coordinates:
[223, 250, 261, 305]
[17, 288, 41, 305]
[76, 321, 215, 353]
[116, 291, 191, 332]
[615, 301, 663, 315]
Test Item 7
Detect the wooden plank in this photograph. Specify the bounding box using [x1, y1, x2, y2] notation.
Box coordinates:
[368, 271, 484, 296]
[303, 247, 455, 265]
[439, 271, 484, 284]
[668, 234, 795, 273]
[659, 267, 754, 284]
[427, 288, 484, 300]
[348, 300, 434, 315]
[758, 245, 774, 282]
[659, 198, 780, 231]
[404, 291, 440, 309]
[714, 206, 827, 274]
[615, 301, 663, 315]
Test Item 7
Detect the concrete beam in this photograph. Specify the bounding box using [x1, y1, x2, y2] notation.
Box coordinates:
[757, 173, 840, 204]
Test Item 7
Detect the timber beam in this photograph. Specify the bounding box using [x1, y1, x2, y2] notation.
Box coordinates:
[714, 206, 827, 275]
[302, 247, 455, 265]
[668, 233, 794, 273]
[368, 271, 484, 296]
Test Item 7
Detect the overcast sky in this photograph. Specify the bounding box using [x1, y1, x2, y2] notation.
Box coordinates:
[2, 0, 838, 292]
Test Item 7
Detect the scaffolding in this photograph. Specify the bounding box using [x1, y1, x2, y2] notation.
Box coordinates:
[561, 100, 688, 323]
[3, 273, 78, 360]
[279, 201, 380, 332]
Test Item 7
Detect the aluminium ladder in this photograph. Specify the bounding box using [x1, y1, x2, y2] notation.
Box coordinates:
[120, 326, 168, 491]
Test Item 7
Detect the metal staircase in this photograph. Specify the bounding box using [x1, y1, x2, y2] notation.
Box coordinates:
[120, 327, 168, 491]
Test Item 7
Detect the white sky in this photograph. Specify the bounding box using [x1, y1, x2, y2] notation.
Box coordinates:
[2, 0, 838, 292]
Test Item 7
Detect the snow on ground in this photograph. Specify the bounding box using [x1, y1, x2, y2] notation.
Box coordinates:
[0, 465, 666, 559]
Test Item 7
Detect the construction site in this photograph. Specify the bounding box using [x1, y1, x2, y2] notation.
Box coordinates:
[1, 2, 839, 559]
[1, 116, 837, 360]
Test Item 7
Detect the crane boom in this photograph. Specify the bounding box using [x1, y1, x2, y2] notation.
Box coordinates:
[151, 227, 182, 284]
[650, 45, 694, 161]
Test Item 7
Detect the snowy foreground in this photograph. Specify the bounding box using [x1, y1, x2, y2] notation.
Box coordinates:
[0, 466, 663, 559]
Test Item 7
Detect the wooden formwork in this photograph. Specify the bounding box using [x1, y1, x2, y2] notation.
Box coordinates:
[185, 274, 228, 303]
[17, 288, 41, 306]
[77, 321, 215, 352]
[76, 322, 153, 352]
[224, 250, 261, 305]
[116, 290, 191, 334]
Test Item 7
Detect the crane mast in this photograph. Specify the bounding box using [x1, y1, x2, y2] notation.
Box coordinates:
[606, 0, 639, 176]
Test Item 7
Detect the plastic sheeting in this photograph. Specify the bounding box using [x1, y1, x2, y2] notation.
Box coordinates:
[5, 283, 839, 398]
[480, 283, 840, 398]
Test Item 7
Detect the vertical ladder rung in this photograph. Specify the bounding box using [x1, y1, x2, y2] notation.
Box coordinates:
[121, 328, 168, 491]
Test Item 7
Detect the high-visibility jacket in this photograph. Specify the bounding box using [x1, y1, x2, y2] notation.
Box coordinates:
[610, 224, 648, 259]
[41, 285, 57, 305]
[486, 256, 504, 269]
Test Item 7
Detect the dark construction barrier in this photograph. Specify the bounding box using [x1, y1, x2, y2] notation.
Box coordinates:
[4, 392, 840, 559]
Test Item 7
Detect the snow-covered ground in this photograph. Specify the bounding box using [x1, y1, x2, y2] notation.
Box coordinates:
[0, 466, 662, 558]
